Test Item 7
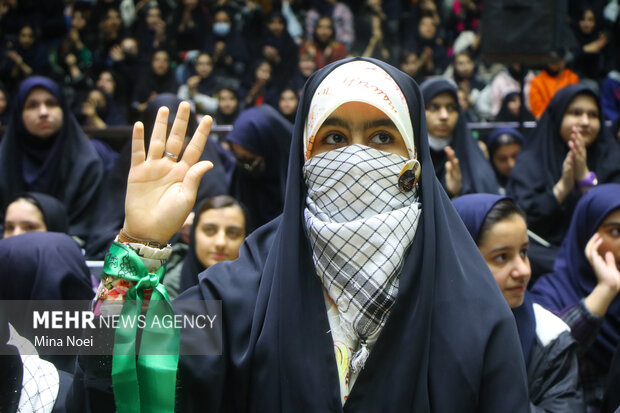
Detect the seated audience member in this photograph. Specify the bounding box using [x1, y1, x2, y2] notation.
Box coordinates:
[453, 194, 583, 412]
[484, 127, 524, 194]
[304, 0, 354, 49]
[494, 91, 535, 123]
[205, 8, 249, 82]
[95, 70, 129, 124]
[237, 60, 278, 108]
[476, 63, 534, 120]
[530, 184, 620, 411]
[177, 52, 219, 116]
[133, 4, 173, 63]
[80, 88, 125, 129]
[571, 7, 608, 83]
[79, 88, 122, 173]
[399, 50, 422, 84]
[132, 49, 179, 116]
[0, 76, 103, 245]
[351, 0, 391, 62]
[290, 51, 317, 96]
[258, 11, 299, 91]
[529, 54, 579, 119]
[212, 87, 240, 126]
[164, 195, 248, 298]
[407, 15, 449, 80]
[420, 77, 499, 197]
[3, 192, 68, 238]
[278, 87, 299, 123]
[171, 0, 211, 52]
[448, 50, 486, 103]
[507, 84, 620, 248]
[226, 105, 293, 231]
[299, 16, 348, 70]
[0, 24, 51, 88]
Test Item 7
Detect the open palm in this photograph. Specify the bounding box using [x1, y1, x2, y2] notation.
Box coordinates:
[124, 102, 213, 245]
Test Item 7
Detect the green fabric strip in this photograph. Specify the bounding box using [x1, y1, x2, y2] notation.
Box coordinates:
[103, 242, 179, 413]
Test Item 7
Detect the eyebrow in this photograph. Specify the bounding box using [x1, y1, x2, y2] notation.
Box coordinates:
[320, 117, 397, 130]
[600, 221, 620, 227]
[488, 241, 529, 254]
[201, 222, 244, 230]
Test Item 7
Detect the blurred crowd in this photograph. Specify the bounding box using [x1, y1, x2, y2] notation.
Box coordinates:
[0, 0, 620, 132]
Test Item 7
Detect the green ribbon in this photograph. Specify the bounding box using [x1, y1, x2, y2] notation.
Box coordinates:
[103, 242, 179, 413]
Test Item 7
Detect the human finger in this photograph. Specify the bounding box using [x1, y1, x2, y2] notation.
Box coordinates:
[585, 233, 597, 257]
[165, 101, 191, 159]
[131, 121, 146, 167]
[444, 146, 455, 162]
[604, 251, 619, 273]
[147, 106, 170, 160]
[182, 161, 214, 200]
[182, 115, 212, 166]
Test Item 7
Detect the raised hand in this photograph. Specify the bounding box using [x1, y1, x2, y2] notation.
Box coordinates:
[584, 233, 620, 316]
[444, 146, 462, 197]
[123, 102, 214, 245]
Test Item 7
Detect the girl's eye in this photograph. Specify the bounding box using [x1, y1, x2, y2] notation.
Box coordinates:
[226, 228, 243, 239]
[323, 133, 346, 145]
[370, 132, 394, 145]
[519, 248, 529, 259]
[202, 225, 217, 236]
[493, 254, 507, 264]
[609, 227, 620, 237]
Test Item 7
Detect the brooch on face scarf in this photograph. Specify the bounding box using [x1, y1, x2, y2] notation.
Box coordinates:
[398, 159, 421, 192]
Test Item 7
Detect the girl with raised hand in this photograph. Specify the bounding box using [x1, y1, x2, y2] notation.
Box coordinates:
[79, 57, 529, 412]
[420, 77, 499, 198]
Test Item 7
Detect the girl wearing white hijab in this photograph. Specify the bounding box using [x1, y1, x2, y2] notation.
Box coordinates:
[76, 58, 528, 412]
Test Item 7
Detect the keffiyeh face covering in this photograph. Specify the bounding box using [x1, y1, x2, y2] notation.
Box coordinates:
[303, 61, 422, 372]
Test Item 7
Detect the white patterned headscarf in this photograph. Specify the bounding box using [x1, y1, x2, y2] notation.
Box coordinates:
[302, 61, 421, 372]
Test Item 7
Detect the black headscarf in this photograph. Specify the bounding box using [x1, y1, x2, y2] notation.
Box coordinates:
[174, 57, 528, 412]
[85, 94, 228, 259]
[5, 191, 69, 234]
[177, 196, 248, 293]
[506, 84, 620, 246]
[0, 76, 104, 242]
[530, 183, 620, 371]
[420, 78, 500, 196]
[226, 104, 293, 232]
[0, 232, 94, 372]
[495, 91, 535, 123]
[484, 127, 524, 189]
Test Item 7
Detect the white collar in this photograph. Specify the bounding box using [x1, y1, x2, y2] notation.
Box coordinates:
[428, 133, 452, 151]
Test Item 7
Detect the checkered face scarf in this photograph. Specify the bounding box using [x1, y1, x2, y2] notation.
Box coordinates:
[303, 144, 421, 371]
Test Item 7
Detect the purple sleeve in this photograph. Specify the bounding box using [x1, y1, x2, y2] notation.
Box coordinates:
[557, 299, 603, 351]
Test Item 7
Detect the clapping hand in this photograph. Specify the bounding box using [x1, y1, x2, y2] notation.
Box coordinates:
[123, 102, 213, 245]
[569, 126, 590, 184]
